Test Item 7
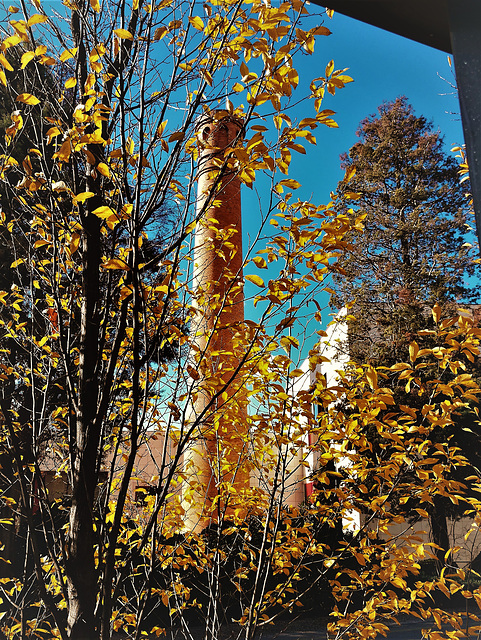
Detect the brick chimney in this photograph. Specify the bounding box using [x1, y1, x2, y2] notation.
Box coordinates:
[183, 110, 249, 532]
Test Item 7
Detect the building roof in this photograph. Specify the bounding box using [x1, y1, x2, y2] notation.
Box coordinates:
[314, 1, 451, 52]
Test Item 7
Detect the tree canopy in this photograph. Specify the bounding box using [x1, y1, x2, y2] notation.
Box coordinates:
[332, 96, 479, 364]
[1, 7, 481, 640]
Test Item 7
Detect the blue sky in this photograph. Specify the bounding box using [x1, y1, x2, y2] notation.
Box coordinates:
[292, 10, 464, 201]
[242, 9, 466, 357]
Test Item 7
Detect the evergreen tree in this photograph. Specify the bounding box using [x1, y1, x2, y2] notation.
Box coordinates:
[332, 96, 479, 365]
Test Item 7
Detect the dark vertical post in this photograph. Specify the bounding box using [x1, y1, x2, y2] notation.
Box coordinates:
[447, 0, 481, 249]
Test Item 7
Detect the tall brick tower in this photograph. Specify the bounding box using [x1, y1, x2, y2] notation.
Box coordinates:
[183, 110, 249, 532]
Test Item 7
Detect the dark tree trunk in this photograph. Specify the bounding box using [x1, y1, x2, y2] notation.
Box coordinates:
[66, 195, 102, 639]
[431, 494, 455, 574]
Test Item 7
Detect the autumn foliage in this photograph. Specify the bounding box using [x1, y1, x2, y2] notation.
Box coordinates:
[0, 1, 480, 639]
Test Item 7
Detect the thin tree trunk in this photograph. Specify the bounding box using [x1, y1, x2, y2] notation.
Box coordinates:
[431, 494, 455, 573]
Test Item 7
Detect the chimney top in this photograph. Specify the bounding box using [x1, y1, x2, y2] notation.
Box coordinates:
[196, 110, 244, 150]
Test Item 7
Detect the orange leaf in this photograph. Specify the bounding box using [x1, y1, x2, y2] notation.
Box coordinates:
[101, 259, 129, 270]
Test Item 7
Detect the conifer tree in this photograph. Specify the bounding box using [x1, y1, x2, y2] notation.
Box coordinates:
[332, 96, 479, 365]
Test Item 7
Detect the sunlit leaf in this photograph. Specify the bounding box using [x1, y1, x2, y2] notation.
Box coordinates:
[253, 256, 267, 269]
[93, 206, 116, 219]
[114, 28, 133, 40]
[74, 192, 95, 203]
[60, 47, 78, 62]
[20, 51, 36, 68]
[245, 274, 264, 287]
[409, 341, 419, 363]
[34, 240, 50, 249]
[16, 93, 40, 105]
[366, 367, 378, 390]
[101, 259, 129, 270]
[188, 16, 204, 30]
[0, 54, 14, 72]
[27, 14, 48, 26]
[97, 162, 110, 178]
[278, 179, 301, 190]
[66, 233, 80, 256]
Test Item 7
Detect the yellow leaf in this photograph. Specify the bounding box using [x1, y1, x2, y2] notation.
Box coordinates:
[102, 259, 129, 270]
[253, 256, 267, 269]
[201, 70, 212, 86]
[188, 16, 204, 30]
[133, 0, 139, 9]
[119, 285, 133, 301]
[280, 335, 299, 350]
[92, 206, 116, 219]
[60, 47, 78, 62]
[232, 83, 244, 93]
[46, 126, 61, 145]
[0, 54, 14, 72]
[432, 303, 441, 324]
[16, 93, 40, 105]
[121, 203, 133, 218]
[34, 239, 50, 249]
[153, 27, 168, 40]
[90, 0, 100, 11]
[4, 32, 23, 46]
[245, 274, 264, 287]
[344, 166, 356, 182]
[240, 61, 249, 81]
[97, 162, 110, 178]
[156, 120, 168, 137]
[366, 367, 378, 390]
[409, 341, 419, 363]
[312, 25, 331, 36]
[20, 51, 36, 68]
[288, 143, 306, 155]
[114, 28, 133, 40]
[11, 258, 24, 268]
[0, 70, 7, 87]
[8, 6, 19, 12]
[74, 192, 95, 203]
[64, 77, 77, 89]
[27, 14, 48, 26]
[278, 178, 301, 189]
[10, 19, 28, 35]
